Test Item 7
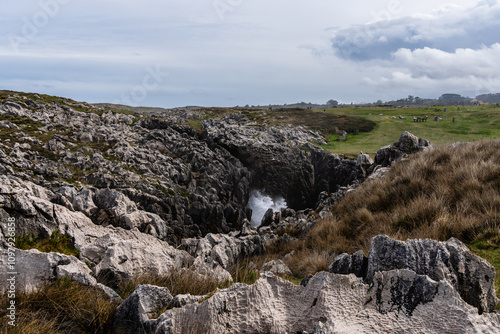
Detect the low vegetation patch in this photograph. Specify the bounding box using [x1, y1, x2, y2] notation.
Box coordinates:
[16, 230, 80, 257]
[0, 279, 117, 334]
[242, 108, 375, 136]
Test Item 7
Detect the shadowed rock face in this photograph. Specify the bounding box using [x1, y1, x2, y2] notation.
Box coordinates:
[203, 117, 364, 210]
[366, 235, 498, 314]
[327, 235, 499, 314]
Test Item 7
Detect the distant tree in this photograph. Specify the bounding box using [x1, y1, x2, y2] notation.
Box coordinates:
[375, 99, 383, 105]
[407, 95, 414, 104]
[327, 99, 339, 107]
[476, 93, 500, 103]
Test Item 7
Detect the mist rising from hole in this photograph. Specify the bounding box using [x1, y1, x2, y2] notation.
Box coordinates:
[247, 189, 287, 227]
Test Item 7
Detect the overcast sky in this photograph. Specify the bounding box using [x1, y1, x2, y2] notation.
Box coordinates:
[1, 0, 499, 107]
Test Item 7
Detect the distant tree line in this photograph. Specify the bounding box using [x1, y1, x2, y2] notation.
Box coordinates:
[248, 92, 500, 110]
[384, 93, 500, 106]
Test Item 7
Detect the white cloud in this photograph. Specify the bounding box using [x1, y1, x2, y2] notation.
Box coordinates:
[330, 0, 500, 61]
[359, 44, 500, 99]
[392, 44, 500, 79]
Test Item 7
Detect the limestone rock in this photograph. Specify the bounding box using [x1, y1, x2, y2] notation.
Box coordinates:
[0, 245, 96, 292]
[366, 235, 499, 313]
[149, 271, 500, 334]
[327, 250, 367, 278]
[373, 131, 433, 167]
[72, 187, 98, 217]
[94, 188, 137, 222]
[169, 294, 205, 309]
[114, 284, 173, 334]
[259, 259, 292, 276]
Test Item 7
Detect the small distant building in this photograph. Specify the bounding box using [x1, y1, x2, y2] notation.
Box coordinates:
[471, 99, 487, 105]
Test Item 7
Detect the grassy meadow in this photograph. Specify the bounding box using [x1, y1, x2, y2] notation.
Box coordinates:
[314, 105, 500, 158]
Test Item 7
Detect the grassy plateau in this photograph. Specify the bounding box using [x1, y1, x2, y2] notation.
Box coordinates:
[314, 105, 500, 157]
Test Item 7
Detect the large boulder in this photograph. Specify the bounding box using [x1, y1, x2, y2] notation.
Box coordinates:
[0, 245, 95, 292]
[114, 284, 173, 334]
[366, 235, 498, 314]
[374, 131, 434, 167]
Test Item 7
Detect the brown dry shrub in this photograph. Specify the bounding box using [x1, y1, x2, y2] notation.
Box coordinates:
[0, 279, 117, 334]
[305, 139, 500, 254]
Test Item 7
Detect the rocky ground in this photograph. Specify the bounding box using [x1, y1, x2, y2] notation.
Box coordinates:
[0, 91, 496, 333]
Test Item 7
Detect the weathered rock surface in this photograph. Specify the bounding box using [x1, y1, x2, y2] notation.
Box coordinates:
[114, 284, 173, 334]
[112, 234, 499, 333]
[0, 243, 122, 302]
[0, 245, 95, 292]
[366, 234, 498, 314]
[327, 235, 498, 314]
[0, 94, 372, 243]
[0, 175, 215, 289]
[134, 271, 500, 334]
[373, 131, 434, 167]
[326, 250, 368, 278]
[259, 259, 293, 276]
[179, 230, 271, 281]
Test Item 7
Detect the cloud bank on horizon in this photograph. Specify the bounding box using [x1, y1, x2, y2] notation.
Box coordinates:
[0, 0, 499, 107]
[331, 0, 500, 98]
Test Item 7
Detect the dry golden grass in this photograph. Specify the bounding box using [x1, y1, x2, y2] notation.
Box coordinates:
[116, 268, 224, 300]
[299, 139, 500, 256]
[0, 279, 117, 334]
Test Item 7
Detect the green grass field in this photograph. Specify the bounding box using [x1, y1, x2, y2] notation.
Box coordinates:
[315, 105, 500, 158]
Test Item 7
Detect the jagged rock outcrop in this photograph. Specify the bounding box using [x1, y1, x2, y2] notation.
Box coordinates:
[114, 284, 173, 334]
[180, 229, 270, 272]
[203, 116, 365, 209]
[128, 271, 500, 333]
[366, 235, 498, 314]
[327, 235, 498, 314]
[0, 245, 95, 291]
[0, 94, 370, 242]
[0, 244, 122, 303]
[0, 174, 232, 290]
[373, 131, 433, 167]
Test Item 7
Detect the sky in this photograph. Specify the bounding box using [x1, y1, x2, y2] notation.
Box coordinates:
[1, 0, 500, 107]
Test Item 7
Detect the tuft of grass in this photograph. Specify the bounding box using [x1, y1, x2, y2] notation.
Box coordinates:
[0, 279, 117, 334]
[469, 236, 500, 311]
[187, 119, 203, 134]
[16, 230, 80, 257]
[116, 268, 224, 301]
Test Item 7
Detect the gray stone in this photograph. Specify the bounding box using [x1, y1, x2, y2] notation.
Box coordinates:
[169, 294, 205, 308]
[366, 234, 498, 313]
[327, 251, 367, 278]
[114, 284, 173, 334]
[0, 245, 96, 293]
[259, 259, 292, 276]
